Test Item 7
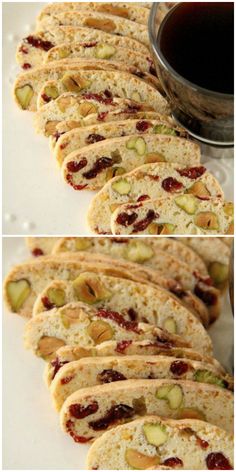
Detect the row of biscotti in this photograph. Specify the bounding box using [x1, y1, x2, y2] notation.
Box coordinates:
[6, 238, 225, 325]
[15, 2, 166, 70]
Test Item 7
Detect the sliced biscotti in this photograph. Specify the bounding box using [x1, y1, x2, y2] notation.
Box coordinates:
[15, 63, 168, 112]
[50, 112, 179, 150]
[24, 303, 191, 359]
[111, 197, 234, 236]
[178, 237, 231, 290]
[44, 42, 155, 78]
[51, 240, 221, 322]
[54, 119, 189, 165]
[62, 135, 200, 191]
[88, 163, 224, 233]
[38, 3, 150, 27]
[5, 252, 207, 319]
[31, 274, 214, 352]
[51, 355, 232, 410]
[36, 11, 149, 46]
[45, 341, 225, 387]
[86, 416, 234, 470]
[60, 379, 234, 441]
[16, 26, 149, 69]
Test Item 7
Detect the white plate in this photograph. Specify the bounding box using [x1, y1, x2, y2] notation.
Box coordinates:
[2, 3, 234, 235]
[3, 237, 234, 469]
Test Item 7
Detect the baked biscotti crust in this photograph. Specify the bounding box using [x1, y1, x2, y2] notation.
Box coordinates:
[87, 163, 224, 233]
[50, 355, 232, 410]
[45, 340, 225, 387]
[60, 379, 234, 440]
[86, 415, 234, 470]
[30, 274, 213, 353]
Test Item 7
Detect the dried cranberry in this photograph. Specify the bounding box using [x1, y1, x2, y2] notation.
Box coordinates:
[81, 41, 98, 48]
[125, 103, 142, 112]
[193, 271, 213, 286]
[206, 453, 233, 470]
[60, 142, 68, 150]
[127, 308, 138, 321]
[69, 401, 98, 419]
[82, 92, 113, 105]
[86, 134, 105, 145]
[53, 130, 65, 142]
[41, 93, 51, 103]
[149, 65, 157, 75]
[89, 404, 135, 430]
[19, 45, 28, 54]
[147, 174, 160, 181]
[162, 177, 183, 192]
[116, 212, 138, 227]
[66, 420, 92, 443]
[51, 358, 69, 380]
[194, 283, 217, 306]
[177, 166, 206, 179]
[163, 457, 183, 467]
[170, 360, 189, 376]
[196, 437, 209, 449]
[32, 248, 44, 256]
[136, 120, 151, 132]
[97, 309, 141, 333]
[67, 158, 87, 173]
[97, 111, 109, 121]
[156, 336, 173, 348]
[41, 296, 54, 310]
[115, 340, 132, 353]
[104, 89, 113, 98]
[97, 369, 127, 383]
[25, 35, 54, 51]
[66, 173, 88, 190]
[61, 375, 74, 385]
[132, 209, 157, 233]
[22, 63, 31, 69]
[83, 157, 113, 179]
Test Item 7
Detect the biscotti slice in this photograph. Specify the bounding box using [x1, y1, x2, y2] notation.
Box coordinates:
[51, 355, 232, 410]
[24, 303, 191, 359]
[31, 275, 213, 353]
[88, 164, 223, 233]
[111, 197, 234, 236]
[38, 3, 150, 26]
[177, 237, 230, 290]
[60, 379, 233, 440]
[50, 112, 177, 150]
[16, 26, 149, 69]
[15, 63, 168, 112]
[36, 11, 149, 46]
[222, 237, 233, 247]
[86, 416, 234, 470]
[5, 253, 203, 319]
[44, 42, 155, 77]
[62, 135, 200, 191]
[36, 71, 161, 111]
[45, 341, 225, 387]
[54, 119, 189, 165]
[50, 240, 221, 322]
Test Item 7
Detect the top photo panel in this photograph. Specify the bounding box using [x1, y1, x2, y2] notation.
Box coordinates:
[3, 2, 234, 235]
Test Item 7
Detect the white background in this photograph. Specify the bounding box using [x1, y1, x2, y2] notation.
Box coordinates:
[2, 2, 234, 235]
[2, 237, 234, 469]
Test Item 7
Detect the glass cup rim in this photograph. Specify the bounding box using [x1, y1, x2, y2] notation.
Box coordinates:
[148, 2, 234, 100]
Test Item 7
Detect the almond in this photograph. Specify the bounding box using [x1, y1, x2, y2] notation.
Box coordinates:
[37, 336, 65, 360]
[84, 17, 116, 33]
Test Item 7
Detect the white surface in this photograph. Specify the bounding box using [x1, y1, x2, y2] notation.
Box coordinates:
[2, 237, 234, 470]
[2, 3, 234, 235]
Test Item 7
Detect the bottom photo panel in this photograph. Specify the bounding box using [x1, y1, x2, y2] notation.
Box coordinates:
[3, 236, 234, 470]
